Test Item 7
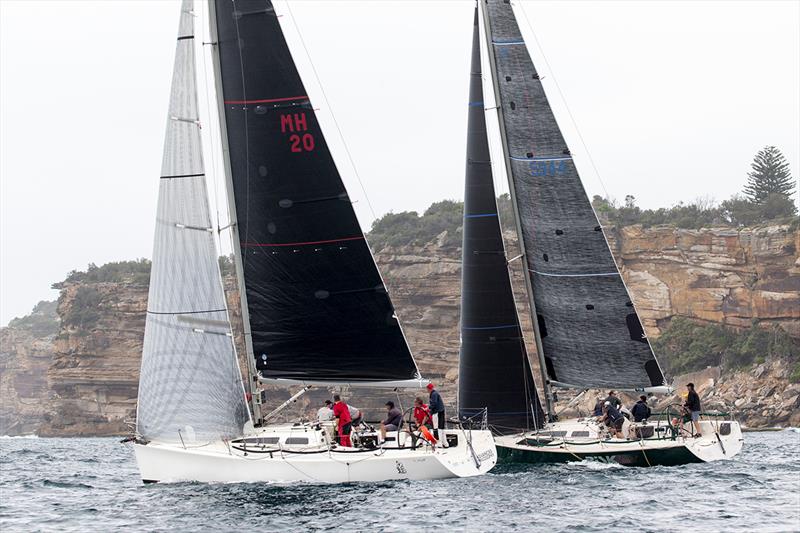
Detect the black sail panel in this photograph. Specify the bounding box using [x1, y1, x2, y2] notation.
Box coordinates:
[485, 0, 664, 389]
[213, 0, 419, 381]
[459, 8, 545, 432]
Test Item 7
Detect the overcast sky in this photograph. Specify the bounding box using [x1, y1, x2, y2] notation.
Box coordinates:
[1, 0, 798, 325]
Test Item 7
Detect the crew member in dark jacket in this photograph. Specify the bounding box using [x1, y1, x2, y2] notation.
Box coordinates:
[684, 383, 702, 437]
[427, 383, 447, 446]
[631, 395, 651, 422]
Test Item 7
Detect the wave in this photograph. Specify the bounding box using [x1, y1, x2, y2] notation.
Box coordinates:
[783, 427, 799, 433]
[0, 434, 39, 439]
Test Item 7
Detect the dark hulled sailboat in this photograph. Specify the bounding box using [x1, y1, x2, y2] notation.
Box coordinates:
[459, 0, 742, 466]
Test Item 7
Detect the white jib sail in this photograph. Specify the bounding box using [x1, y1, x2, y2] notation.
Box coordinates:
[136, 0, 248, 444]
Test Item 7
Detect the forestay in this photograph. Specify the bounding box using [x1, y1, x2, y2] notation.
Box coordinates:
[136, 1, 249, 444]
[483, 0, 664, 389]
[211, 0, 420, 382]
[459, 8, 545, 432]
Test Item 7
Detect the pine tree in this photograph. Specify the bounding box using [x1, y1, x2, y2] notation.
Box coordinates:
[743, 146, 796, 203]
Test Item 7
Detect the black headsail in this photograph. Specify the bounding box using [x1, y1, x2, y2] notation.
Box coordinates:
[459, 7, 545, 433]
[481, 0, 665, 393]
[210, 0, 420, 383]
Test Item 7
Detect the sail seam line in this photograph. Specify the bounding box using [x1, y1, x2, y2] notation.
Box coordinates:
[510, 155, 572, 162]
[529, 270, 620, 278]
[223, 95, 308, 105]
[462, 324, 519, 330]
[240, 236, 364, 248]
[147, 309, 228, 315]
[160, 173, 205, 179]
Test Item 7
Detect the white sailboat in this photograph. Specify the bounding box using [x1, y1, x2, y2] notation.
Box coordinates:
[457, 0, 742, 466]
[132, 0, 496, 484]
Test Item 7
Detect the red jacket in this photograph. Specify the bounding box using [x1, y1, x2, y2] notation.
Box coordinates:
[333, 401, 352, 424]
[413, 404, 431, 426]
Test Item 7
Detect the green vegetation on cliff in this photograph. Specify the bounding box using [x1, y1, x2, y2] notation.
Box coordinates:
[7, 300, 59, 337]
[53, 259, 152, 288]
[368, 200, 464, 250]
[653, 318, 800, 379]
[593, 145, 797, 229]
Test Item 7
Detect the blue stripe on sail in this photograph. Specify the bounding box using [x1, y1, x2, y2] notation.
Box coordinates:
[529, 270, 620, 278]
[468, 101, 484, 107]
[510, 155, 573, 162]
[464, 213, 498, 219]
[492, 39, 525, 45]
[462, 324, 519, 330]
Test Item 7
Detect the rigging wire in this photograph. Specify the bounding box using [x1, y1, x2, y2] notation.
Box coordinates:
[282, 1, 378, 222]
[515, 1, 612, 202]
[198, 1, 223, 235]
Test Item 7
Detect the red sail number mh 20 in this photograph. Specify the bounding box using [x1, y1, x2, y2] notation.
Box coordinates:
[280, 112, 314, 153]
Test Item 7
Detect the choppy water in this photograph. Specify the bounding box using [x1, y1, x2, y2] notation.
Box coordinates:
[1, 431, 798, 532]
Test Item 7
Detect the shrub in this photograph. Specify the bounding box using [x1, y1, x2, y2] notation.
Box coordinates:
[7, 300, 59, 337]
[652, 318, 799, 377]
[61, 287, 102, 330]
[53, 259, 151, 288]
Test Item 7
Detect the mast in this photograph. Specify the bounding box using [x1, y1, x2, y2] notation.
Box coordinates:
[478, 1, 555, 419]
[206, 0, 262, 424]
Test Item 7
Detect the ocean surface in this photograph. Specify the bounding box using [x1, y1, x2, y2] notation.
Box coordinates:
[1, 431, 798, 532]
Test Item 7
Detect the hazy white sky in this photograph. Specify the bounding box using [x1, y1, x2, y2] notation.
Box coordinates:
[1, 0, 798, 325]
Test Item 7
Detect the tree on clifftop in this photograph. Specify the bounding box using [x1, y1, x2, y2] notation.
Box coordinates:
[744, 146, 796, 203]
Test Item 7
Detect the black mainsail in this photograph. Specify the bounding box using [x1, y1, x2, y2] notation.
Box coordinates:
[210, 0, 420, 383]
[480, 0, 665, 395]
[459, 8, 545, 433]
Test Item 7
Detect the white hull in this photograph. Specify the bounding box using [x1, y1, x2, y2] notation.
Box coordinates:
[496, 417, 743, 466]
[133, 423, 496, 483]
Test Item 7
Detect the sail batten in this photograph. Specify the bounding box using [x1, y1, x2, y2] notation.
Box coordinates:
[211, 0, 420, 382]
[136, 1, 249, 444]
[483, 0, 665, 390]
[459, 7, 545, 433]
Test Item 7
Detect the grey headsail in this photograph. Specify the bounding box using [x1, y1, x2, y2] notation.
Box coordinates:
[482, 0, 665, 390]
[210, 0, 421, 383]
[136, 1, 249, 444]
[459, 7, 545, 433]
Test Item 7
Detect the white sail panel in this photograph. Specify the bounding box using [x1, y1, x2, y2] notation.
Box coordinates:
[136, 1, 248, 444]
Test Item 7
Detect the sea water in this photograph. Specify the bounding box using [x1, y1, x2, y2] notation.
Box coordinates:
[0, 431, 798, 532]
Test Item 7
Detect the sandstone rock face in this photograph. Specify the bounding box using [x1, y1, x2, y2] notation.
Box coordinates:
[0, 328, 54, 435]
[0, 224, 797, 435]
[608, 224, 799, 337]
[42, 281, 147, 437]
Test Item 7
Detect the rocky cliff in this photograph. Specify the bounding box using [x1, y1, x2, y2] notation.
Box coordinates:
[0, 223, 797, 436]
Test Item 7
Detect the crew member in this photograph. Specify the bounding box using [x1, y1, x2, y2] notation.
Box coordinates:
[412, 397, 432, 428]
[605, 390, 621, 409]
[332, 394, 352, 447]
[631, 395, 651, 422]
[379, 401, 403, 442]
[427, 383, 447, 447]
[348, 404, 363, 428]
[684, 383, 702, 437]
[602, 401, 625, 439]
[592, 395, 605, 417]
[317, 399, 334, 422]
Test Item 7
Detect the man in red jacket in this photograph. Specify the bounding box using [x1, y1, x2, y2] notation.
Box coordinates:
[332, 394, 352, 447]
